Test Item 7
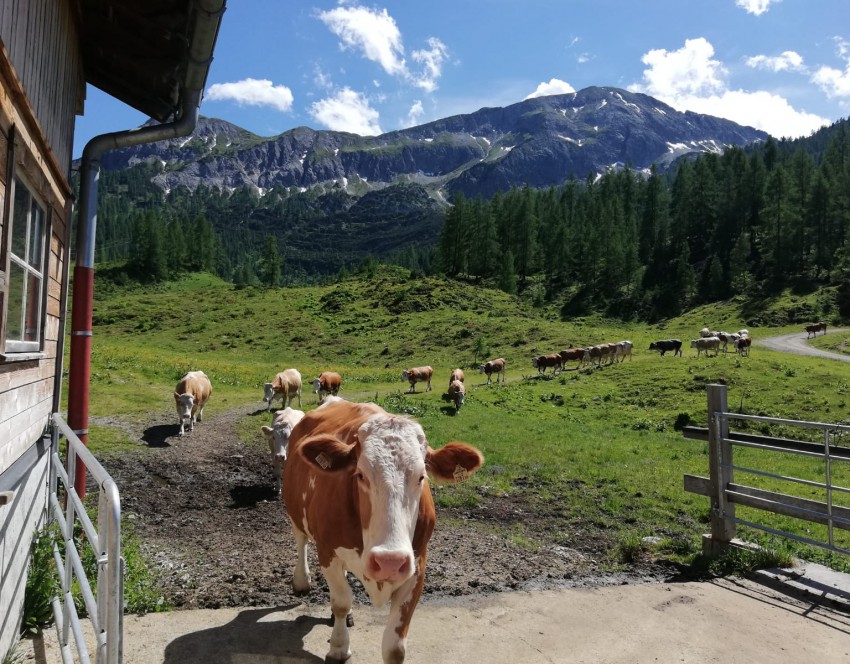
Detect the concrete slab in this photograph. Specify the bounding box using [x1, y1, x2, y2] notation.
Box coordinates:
[754, 561, 850, 610]
[20, 579, 850, 663]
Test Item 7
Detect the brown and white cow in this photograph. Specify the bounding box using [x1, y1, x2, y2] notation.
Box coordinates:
[283, 399, 484, 663]
[448, 379, 466, 412]
[402, 366, 433, 393]
[615, 340, 633, 363]
[260, 407, 305, 494]
[312, 371, 342, 403]
[735, 336, 752, 356]
[264, 368, 302, 411]
[174, 370, 212, 436]
[479, 357, 506, 384]
[531, 353, 563, 374]
[558, 348, 584, 370]
[804, 321, 827, 338]
[448, 368, 465, 388]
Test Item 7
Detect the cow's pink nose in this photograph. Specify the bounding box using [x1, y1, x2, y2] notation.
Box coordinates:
[368, 551, 412, 581]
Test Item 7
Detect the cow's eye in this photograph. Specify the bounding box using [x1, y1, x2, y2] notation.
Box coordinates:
[355, 471, 365, 482]
[418, 475, 425, 484]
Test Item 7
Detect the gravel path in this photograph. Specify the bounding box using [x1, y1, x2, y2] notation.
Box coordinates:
[757, 327, 850, 362]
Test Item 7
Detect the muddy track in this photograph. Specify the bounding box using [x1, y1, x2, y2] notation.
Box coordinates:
[97, 401, 677, 611]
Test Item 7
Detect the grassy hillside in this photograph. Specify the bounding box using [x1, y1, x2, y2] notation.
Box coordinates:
[82, 267, 850, 570]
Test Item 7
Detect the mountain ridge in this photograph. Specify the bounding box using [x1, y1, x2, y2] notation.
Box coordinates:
[89, 86, 768, 201]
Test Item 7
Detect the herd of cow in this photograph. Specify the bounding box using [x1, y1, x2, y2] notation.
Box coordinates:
[171, 365, 484, 663]
[531, 341, 634, 374]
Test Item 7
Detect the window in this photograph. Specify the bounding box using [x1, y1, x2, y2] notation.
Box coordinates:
[4, 177, 46, 353]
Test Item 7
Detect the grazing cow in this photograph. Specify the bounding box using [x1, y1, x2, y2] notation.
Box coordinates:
[448, 379, 466, 412]
[282, 400, 484, 663]
[717, 332, 741, 353]
[805, 322, 827, 338]
[402, 366, 433, 393]
[699, 327, 711, 338]
[559, 348, 584, 370]
[737, 329, 749, 338]
[479, 357, 506, 384]
[312, 371, 342, 403]
[649, 339, 683, 357]
[264, 369, 302, 411]
[260, 407, 305, 494]
[532, 353, 563, 374]
[174, 371, 212, 436]
[735, 336, 752, 357]
[690, 336, 721, 358]
[615, 340, 633, 363]
[448, 368, 465, 388]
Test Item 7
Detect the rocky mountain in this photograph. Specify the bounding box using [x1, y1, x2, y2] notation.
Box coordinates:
[92, 86, 768, 201]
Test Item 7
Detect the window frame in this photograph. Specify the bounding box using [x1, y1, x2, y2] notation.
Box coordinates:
[0, 126, 52, 358]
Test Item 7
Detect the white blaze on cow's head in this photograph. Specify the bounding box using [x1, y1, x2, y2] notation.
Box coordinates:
[262, 382, 275, 403]
[174, 392, 195, 424]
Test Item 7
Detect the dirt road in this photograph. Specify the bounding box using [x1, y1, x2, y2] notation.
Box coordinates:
[758, 327, 850, 362]
[25, 576, 850, 663]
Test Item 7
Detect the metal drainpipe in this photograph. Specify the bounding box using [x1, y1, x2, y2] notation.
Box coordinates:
[68, 0, 225, 498]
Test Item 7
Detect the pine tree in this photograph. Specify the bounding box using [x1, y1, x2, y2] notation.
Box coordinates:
[499, 250, 518, 295]
[259, 235, 282, 287]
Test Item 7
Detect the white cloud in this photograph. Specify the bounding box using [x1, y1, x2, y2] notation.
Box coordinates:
[629, 38, 827, 138]
[577, 53, 591, 65]
[205, 78, 294, 112]
[524, 78, 576, 100]
[314, 67, 333, 90]
[406, 100, 424, 127]
[812, 39, 850, 99]
[746, 51, 806, 73]
[318, 5, 407, 76]
[317, 4, 447, 93]
[310, 87, 383, 135]
[735, 0, 780, 15]
[411, 38, 448, 93]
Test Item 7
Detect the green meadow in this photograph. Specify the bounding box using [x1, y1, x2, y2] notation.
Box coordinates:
[82, 268, 850, 570]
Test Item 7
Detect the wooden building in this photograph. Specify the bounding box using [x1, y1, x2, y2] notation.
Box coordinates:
[0, 2, 224, 658]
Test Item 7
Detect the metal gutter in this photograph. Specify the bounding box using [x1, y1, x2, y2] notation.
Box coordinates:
[66, 0, 226, 498]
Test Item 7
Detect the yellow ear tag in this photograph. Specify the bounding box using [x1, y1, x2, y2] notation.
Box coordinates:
[453, 465, 469, 482]
[315, 452, 331, 470]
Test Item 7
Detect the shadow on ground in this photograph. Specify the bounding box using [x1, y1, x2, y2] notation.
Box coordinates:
[142, 424, 177, 447]
[163, 606, 327, 663]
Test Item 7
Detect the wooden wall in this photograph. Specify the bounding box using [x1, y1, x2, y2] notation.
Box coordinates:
[0, 0, 83, 172]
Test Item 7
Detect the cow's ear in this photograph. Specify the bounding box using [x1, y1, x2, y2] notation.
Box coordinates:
[261, 426, 273, 436]
[298, 434, 357, 473]
[174, 392, 180, 401]
[426, 442, 484, 484]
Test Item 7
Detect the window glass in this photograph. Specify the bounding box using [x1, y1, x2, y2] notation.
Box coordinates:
[6, 261, 24, 340]
[25, 272, 41, 341]
[11, 178, 27, 257]
[29, 201, 43, 268]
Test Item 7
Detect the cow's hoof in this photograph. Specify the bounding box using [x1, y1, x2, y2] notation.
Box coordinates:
[346, 613, 354, 628]
[292, 583, 311, 596]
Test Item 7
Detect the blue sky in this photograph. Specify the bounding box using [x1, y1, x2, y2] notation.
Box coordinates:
[73, 0, 850, 157]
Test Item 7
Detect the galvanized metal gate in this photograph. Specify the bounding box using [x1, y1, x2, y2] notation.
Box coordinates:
[684, 383, 850, 556]
[48, 413, 123, 664]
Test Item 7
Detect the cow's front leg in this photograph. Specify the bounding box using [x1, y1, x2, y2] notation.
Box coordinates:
[382, 562, 425, 664]
[291, 525, 311, 594]
[322, 559, 353, 663]
[178, 420, 185, 436]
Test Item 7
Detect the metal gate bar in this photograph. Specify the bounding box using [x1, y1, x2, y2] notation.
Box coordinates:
[49, 413, 123, 664]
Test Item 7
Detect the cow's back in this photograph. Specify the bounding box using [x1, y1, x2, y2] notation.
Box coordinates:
[177, 370, 211, 400]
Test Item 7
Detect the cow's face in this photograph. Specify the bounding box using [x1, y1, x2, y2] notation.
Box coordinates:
[455, 390, 465, 409]
[175, 393, 195, 422]
[262, 422, 293, 478]
[354, 416, 428, 584]
[401, 370, 409, 382]
[311, 378, 322, 393]
[262, 382, 275, 402]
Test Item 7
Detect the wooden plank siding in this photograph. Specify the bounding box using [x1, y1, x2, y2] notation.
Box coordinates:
[0, 0, 82, 171]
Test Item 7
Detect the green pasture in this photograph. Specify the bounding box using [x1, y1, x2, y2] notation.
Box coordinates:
[79, 269, 850, 570]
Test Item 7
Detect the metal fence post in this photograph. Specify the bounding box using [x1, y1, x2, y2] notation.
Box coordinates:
[706, 383, 736, 552]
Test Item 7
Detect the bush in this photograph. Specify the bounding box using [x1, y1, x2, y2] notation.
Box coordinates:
[21, 525, 59, 634]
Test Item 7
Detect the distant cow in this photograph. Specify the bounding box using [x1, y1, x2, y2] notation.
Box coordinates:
[691, 337, 721, 358]
[448, 379, 466, 412]
[174, 371, 212, 436]
[479, 357, 506, 384]
[649, 339, 682, 357]
[737, 329, 749, 338]
[312, 371, 342, 403]
[805, 322, 827, 338]
[559, 348, 585, 370]
[282, 399, 484, 663]
[532, 353, 563, 374]
[700, 327, 720, 338]
[449, 368, 465, 387]
[717, 332, 741, 353]
[615, 340, 633, 363]
[583, 345, 603, 367]
[260, 407, 305, 494]
[735, 336, 752, 357]
[402, 366, 433, 393]
[264, 368, 302, 411]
